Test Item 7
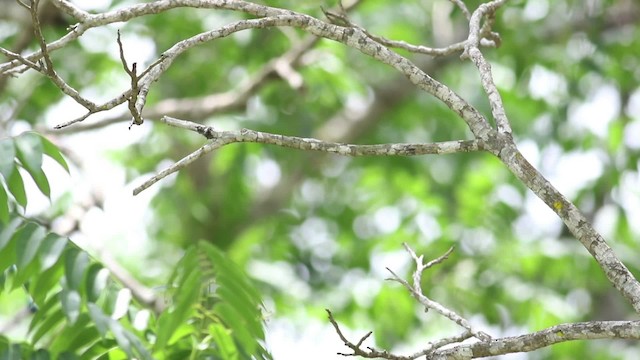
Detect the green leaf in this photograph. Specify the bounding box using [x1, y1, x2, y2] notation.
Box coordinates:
[29, 287, 60, 333]
[14, 132, 43, 175]
[119, 327, 153, 360]
[0, 138, 14, 180]
[26, 167, 51, 199]
[38, 134, 70, 173]
[16, 223, 46, 269]
[30, 301, 64, 344]
[49, 313, 92, 353]
[87, 303, 110, 336]
[0, 184, 8, 224]
[89, 303, 152, 360]
[64, 248, 89, 291]
[202, 243, 263, 304]
[31, 349, 52, 360]
[60, 288, 82, 324]
[0, 217, 22, 251]
[13, 224, 46, 290]
[216, 282, 263, 340]
[30, 262, 64, 307]
[39, 233, 68, 271]
[214, 302, 257, 355]
[2, 343, 22, 360]
[209, 323, 239, 360]
[78, 338, 117, 359]
[84, 264, 108, 303]
[7, 167, 27, 209]
[64, 325, 101, 354]
[155, 269, 200, 350]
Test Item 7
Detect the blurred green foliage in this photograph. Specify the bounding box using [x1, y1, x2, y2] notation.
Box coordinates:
[1, 0, 639, 358]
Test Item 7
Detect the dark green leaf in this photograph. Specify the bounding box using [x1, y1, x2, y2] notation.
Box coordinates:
[57, 352, 79, 360]
[2, 343, 22, 360]
[84, 263, 108, 303]
[30, 349, 51, 360]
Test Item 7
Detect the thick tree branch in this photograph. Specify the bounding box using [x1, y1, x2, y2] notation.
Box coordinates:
[330, 244, 640, 359]
[495, 141, 640, 313]
[433, 320, 640, 359]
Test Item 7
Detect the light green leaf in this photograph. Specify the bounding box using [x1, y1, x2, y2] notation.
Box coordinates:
[7, 167, 27, 209]
[215, 302, 257, 355]
[14, 132, 43, 175]
[64, 248, 89, 291]
[30, 263, 64, 307]
[27, 167, 51, 199]
[60, 288, 82, 324]
[209, 323, 239, 360]
[38, 134, 70, 173]
[156, 269, 200, 350]
[12, 224, 47, 290]
[16, 223, 46, 269]
[0, 138, 14, 180]
[0, 184, 8, 224]
[87, 303, 110, 336]
[39, 233, 68, 271]
[0, 217, 23, 251]
[30, 301, 64, 344]
[49, 313, 92, 353]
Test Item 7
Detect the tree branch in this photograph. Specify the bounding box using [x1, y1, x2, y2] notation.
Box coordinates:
[132, 116, 484, 195]
[387, 244, 491, 342]
[330, 243, 640, 359]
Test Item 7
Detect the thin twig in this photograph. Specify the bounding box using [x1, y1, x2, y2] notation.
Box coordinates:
[116, 30, 144, 128]
[322, 8, 496, 57]
[387, 244, 492, 342]
[28, 0, 97, 111]
[449, 0, 471, 19]
[462, 0, 512, 135]
[326, 309, 407, 359]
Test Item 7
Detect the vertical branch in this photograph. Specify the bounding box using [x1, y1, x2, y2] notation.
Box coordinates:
[116, 30, 144, 128]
